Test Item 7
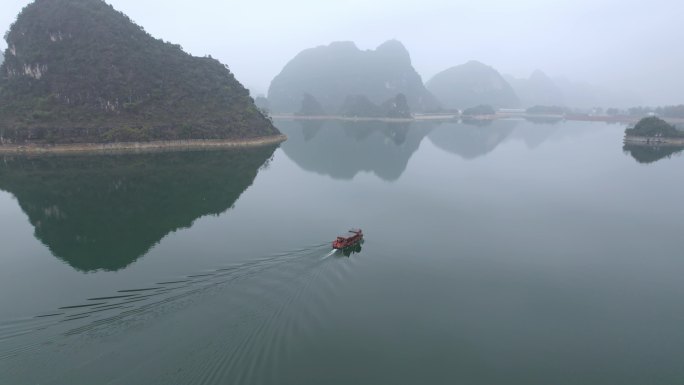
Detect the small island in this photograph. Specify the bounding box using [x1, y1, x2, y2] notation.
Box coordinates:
[0, 0, 285, 153]
[462, 104, 496, 117]
[624, 116, 684, 145]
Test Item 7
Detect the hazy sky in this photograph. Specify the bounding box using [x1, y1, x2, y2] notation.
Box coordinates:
[1, 0, 682, 105]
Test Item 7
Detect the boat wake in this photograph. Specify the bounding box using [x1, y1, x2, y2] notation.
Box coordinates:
[0, 242, 342, 362]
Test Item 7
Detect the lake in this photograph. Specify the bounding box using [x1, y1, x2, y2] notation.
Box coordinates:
[1, 119, 684, 385]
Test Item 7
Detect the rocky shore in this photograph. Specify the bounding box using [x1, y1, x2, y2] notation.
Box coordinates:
[0, 135, 287, 154]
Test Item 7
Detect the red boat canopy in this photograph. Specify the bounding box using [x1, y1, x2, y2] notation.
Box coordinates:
[332, 229, 363, 249]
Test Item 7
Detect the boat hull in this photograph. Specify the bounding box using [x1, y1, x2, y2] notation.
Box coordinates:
[332, 230, 363, 249]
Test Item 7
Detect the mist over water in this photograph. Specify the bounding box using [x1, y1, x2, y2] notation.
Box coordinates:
[2, 119, 684, 384]
[1, 0, 682, 105]
[1, 0, 683, 383]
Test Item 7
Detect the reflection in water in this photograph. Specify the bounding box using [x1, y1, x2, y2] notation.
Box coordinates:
[279, 118, 570, 177]
[0, 147, 277, 272]
[623, 144, 684, 164]
[338, 240, 364, 257]
[428, 119, 518, 159]
[510, 121, 561, 149]
[524, 116, 564, 125]
[300, 120, 324, 141]
[460, 117, 493, 127]
[277, 119, 433, 181]
[0, 241, 345, 380]
[3, 122, 684, 384]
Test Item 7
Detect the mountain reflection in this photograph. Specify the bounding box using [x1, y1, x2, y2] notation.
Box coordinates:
[428, 119, 518, 159]
[524, 116, 564, 125]
[0, 148, 277, 272]
[276, 119, 433, 181]
[623, 144, 684, 164]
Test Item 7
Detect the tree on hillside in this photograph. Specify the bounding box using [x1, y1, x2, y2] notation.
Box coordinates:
[382, 93, 411, 118]
[462, 105, 495, 116]
[296, 93, 326, 116]
[339, 95, 383, 118]
[625, 116, 683, 138]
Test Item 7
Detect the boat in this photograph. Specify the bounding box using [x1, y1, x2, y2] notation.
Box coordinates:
[332, 229, 363, 250]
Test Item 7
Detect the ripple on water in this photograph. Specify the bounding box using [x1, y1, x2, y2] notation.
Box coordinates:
[1, 242, 363, 385]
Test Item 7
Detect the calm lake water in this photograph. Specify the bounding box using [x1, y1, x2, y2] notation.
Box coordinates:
[1, 119, 684, 384]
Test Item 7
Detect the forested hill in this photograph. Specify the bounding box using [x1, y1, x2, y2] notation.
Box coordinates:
[426, 61, 520, 110]
[0, 0, 280, 144]
[506, 70, 565, 108]
[267, 40, 440, 114]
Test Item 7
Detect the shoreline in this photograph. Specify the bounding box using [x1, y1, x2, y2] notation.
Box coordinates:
[623, 135, 684, 146]
[271, 113, 641, 123]
[272, 113, 684, 125]
[0, 134, 288, 155]
[271, 114, 416, 122]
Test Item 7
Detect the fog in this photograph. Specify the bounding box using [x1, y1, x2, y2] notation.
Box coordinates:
[1, 0, 682, 105]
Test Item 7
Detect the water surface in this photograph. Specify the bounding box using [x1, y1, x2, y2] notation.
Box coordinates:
[1, 119, 683, 384]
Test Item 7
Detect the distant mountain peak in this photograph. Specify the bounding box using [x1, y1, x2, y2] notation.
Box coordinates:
[530, 69, 548, 79]
[268, 39, 439, 113]
[376, 39, 408, 53]
[426, 61, 520, 109]
[465, 60, 486, 66]
[375, 39, 411, 65]
[529, 69, 554, 84]
[506, 68, 565, 108]
[327, 41, 359, 50]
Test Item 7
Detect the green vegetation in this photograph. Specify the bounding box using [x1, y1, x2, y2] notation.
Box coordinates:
[254, 96, 270, 113]
[340, 95, 383, 118]
[339, 94, 412, 118]
[0, 0, 279, 144]
[462, 105, 495, 116]
[382, 93, 411, 119]
[625, 116, 684, 138]
[426, 61, 520, 110]
[625, 105, 684, 118]
[267, 40, 439, 113]
[296, 93, 326, 116]
[659, 105, 684, 118]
